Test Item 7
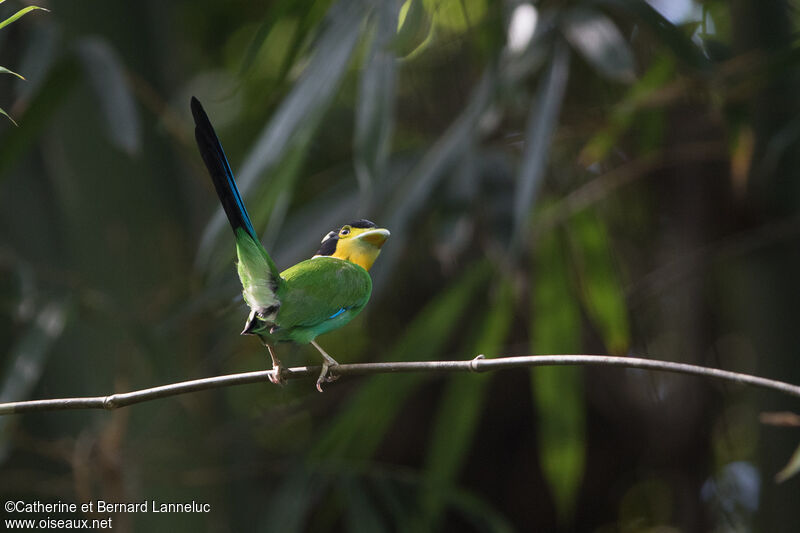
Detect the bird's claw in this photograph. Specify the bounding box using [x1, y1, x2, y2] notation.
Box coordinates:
[263, 343, 286, 386]
[316, 361, 339, 392]
[269, 363, 286, 386]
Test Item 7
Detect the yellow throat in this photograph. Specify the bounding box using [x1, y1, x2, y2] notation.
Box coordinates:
[315, 223, 390, 271]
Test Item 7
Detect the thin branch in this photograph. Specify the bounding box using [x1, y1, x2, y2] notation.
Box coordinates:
[1, 354, 799, 416]
[760, 411, 800, 427]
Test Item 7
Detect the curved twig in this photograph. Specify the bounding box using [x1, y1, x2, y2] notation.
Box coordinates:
[0, 354, 798, 415]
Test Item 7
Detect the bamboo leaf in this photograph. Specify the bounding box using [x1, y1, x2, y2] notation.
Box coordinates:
[567, 211, 630, 354]
[14, 22, 59, 103]
[0, 105, 17, 126]
[512, 40, 570, 248]
[563, 6, 635, 83]
[344, 478, 389, 533]
[446, 489, 515, 533]
[374, 69, 495, 292]
[227, 0, 364, 195]
[270, 183, 359, 268]
[775, 441, 800, 483]
[502, 9, 553, 83]
[198, 0, 367, 268]
[0, 299, 69, 461]
[531, 229, 585, 523]
[354, 0, 398, 202]
[420, 278, 515, 530]
[76, 37, 141, 155]
[260, 469, 322, 533]
[0, 66, 24, 79]
[0, 57, 80, 182]
[311, 262, 490, 462]
[371, 477, 409, 526]
[592, 0, 709, 71]
[237, 0, 314, 78]
[0, 302, 68, 404]
[0, 5, 48, 31]
[391, 0, 432, 57]
[580, 54, 674, 163]
[428, 0, 488, 32]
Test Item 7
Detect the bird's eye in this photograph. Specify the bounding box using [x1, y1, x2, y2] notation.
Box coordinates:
[339, 226, 351, 236]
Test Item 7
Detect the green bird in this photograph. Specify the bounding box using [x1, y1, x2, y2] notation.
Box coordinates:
[191, 97, 390, 391]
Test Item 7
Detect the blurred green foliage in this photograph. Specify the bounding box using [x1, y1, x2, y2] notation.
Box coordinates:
[0, 1, 47, 123]
[1, 0, 800, 531]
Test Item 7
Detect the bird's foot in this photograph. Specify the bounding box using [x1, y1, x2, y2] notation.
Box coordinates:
[269, 362, 287, 386]
[264, 343, 286, 386]
[315, 360, 339, 392]
[310, 340, 340, 392]
[315, 361, 339, 392]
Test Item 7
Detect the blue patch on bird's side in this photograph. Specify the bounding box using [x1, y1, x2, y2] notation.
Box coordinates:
[329, 308, 346, 319]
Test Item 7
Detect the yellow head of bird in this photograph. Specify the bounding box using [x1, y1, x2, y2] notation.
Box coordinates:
[314, 219, 390, 271]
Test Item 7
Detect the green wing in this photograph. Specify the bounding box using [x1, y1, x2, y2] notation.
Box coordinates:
[273, 257, 372, 340]
[235, 228, 284, 315]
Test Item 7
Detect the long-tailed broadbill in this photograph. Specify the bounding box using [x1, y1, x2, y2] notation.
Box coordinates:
[191, 97, 389, 391]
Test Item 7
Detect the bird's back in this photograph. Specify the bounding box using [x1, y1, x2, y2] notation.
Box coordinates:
[259, 257, 372, 344]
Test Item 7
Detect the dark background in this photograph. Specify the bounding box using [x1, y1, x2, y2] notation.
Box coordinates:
[1, 0, 799, 531]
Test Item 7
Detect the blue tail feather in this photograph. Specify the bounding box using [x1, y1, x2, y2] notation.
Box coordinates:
[191, 97, 258, 241]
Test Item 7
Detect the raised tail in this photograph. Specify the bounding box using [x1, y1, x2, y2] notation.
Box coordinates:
[191, 96, 258, 241]
[191, 97, 283, 323]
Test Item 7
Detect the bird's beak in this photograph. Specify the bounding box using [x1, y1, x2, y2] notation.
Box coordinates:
[356, 228, 390, 248]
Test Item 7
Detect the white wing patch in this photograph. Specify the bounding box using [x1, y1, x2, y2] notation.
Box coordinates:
[236, 237, 281, 319]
